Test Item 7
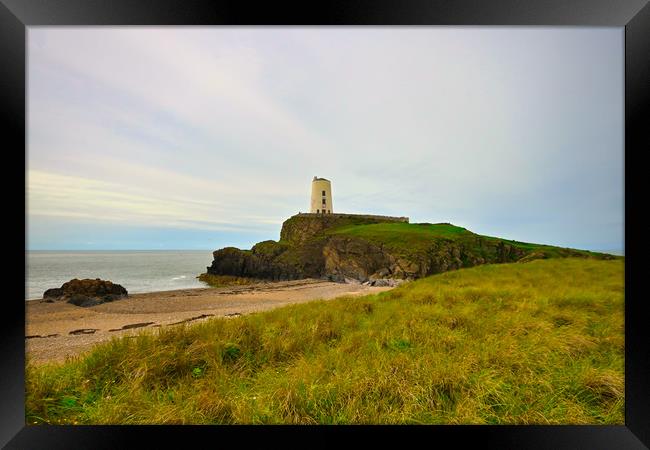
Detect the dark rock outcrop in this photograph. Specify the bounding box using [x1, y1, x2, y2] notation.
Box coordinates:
[208, 246, 301, 281]
[109, 322, 155, 332]
[43, 278, 128, 307]
[42, 287, 64, 299]
[362, 279, 406, 287]
[69, 328, 98, 335]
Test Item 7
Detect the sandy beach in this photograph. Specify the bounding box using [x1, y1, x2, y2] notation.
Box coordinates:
[26, 279, 391, 365]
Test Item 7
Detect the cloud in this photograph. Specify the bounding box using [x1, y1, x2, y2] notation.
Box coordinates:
[27, 27, 624, 251]
[27, 169, 277, 233]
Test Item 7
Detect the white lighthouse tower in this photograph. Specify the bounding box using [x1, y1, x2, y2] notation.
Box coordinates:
[310, 176, 333, 214]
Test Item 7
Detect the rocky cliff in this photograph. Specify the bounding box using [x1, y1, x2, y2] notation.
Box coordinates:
[206, 214, 614, 283]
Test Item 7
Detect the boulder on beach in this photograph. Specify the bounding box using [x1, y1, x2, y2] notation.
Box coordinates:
[43, 278, 128, 307]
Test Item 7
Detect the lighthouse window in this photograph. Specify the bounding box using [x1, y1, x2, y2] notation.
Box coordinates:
[322, 198, 326, 205]
[322, 190, 326, 196]
[317, 209, 320, 213]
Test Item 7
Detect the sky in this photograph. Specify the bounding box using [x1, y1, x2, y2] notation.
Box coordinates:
[27, 27, 624, 253]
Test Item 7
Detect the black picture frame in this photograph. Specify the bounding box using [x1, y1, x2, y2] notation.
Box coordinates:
[2, 0, 648, 448]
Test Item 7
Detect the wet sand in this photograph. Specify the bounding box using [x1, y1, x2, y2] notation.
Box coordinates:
[26, 279, 391, 365]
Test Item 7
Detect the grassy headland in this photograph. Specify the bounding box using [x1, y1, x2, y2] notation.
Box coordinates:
[206, 216, 617, 283]
[27, 257, 623, 424]
[327, 222, 612, 261]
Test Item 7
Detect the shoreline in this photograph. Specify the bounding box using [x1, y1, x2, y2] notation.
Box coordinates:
[24, 285, 213, 303]
[26, 279, 392, 365]
[25, 282, 213, 303]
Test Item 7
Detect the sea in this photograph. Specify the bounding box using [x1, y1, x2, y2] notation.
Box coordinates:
[25, 250, 215, 301]
[25, 248, 625, 301]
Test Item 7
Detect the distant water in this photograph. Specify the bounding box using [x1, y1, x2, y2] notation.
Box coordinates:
[595, 249, 624, 256]
[26, 250, 214, 301]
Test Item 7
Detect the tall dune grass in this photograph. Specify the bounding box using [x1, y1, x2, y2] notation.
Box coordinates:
[26, 258, 624, 424]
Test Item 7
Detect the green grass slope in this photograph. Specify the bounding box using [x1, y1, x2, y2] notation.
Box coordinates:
[328, 222, 613, 261]
[27, 258, 624, 425]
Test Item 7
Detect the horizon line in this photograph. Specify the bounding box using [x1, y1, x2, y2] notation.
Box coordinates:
[26, 248, 625, 255]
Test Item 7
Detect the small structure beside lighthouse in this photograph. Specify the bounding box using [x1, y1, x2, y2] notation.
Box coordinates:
[310, 176, 333, 214]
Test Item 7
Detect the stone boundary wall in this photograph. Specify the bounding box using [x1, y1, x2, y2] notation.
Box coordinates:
[295, 213, 409, 223]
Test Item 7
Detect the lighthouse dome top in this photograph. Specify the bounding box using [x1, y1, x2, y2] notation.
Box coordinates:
[313, 176, 329, 182]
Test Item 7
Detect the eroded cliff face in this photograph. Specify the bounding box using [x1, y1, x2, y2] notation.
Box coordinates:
[320, 235, 531, 282]
[206, 214, 603, 283]
[322, 236, 395, 281]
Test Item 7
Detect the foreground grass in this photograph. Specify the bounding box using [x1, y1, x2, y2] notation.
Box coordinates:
[26, 258, 624, 425]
